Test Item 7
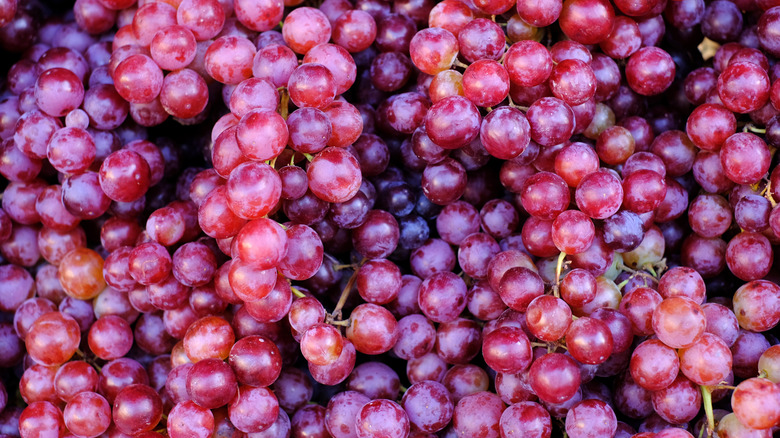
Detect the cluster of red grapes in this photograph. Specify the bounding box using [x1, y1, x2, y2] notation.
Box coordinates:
[1, 0, 780, 434]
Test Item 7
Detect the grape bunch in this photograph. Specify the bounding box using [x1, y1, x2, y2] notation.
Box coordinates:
[1, 0, 780, 435]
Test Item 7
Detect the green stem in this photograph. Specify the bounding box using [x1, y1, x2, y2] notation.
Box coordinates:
[701, 385, 715, 438]
[555, 251, 566, 284]
[329, 259, 366, 321]
[552, 251, 566, 298]
[291, 286, 306, 299]
[616, 260, 659, 283]
[763, 181, 777, 207]
[743, 123, 766, 134]
[279, 88, 289, 120]
[453, 60, 469, 69]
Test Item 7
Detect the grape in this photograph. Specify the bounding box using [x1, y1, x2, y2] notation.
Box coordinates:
[600, 16, 641, 59]
[462, 60, 510, 108]
[475, 322, 526, 374]
[99, 149, 152, 203]
[421, 158, 468, 205]
[575, 169, 623, 219]
[650, 374, 701, 425]
[718, 62, 770, 114]
[549, 59, 597, 106]
[20, 363, 58, 404]
[716, 412, 772, 438]
[559, 0, 615, 45]
[625, 47, 676, 96]
[355, 399, 410, 438]
[527, 97, 576, 146]
[113, 384, 163, 435]
[630, 339, 679, 391]
[309, 338, 357, 386]
[88, 315, 133, 360]
[480, 107, 530, 160]
[552, 210, 595, 254]
[726, 231, 773, 281]
[236, 108, 288, 162]
[307, 147, 362, 203]
[64, 391, 111, 438]
[436, 318, 482, 365]
[300, 323, 344, 365]
[229, 78, 280, 119]
[424, 96, 481, 150]
[186, 357, 237, 409]
[679, 333, 732, 386]
[332, 10, 376, 53]
[613, 373, 653, 420]
[458, 18, 506, 63]
[437, 365, 484, 402]
[565, 317, 614, 365]
[183, 315, 235, 362]
[346, 303, 398, 355]
[325, 391, 370, 438]
[401, 381, 453, 433]
[288, 63, 337, 109]
[529, 353, 581, 404]
[733, 280, 780, 332]
[167, 400, 215, 438]
[409, 27, 458, 75]
[450, 391, 505, 438]
[720, 133, 772, 185]
[19, 401, 65, 438]
[229, 385, 279, 433]
[348, 362, 401, 400]
[565, 399, 617, 438]
[26, 311, 81, 366]
[499, 401, 551, 438]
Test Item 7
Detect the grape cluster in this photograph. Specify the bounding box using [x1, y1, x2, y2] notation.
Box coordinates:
[1, 0, 780, 436]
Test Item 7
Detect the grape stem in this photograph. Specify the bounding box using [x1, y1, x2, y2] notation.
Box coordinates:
[291, 286, 306, 299]
[279, 88, 290, 120]
[74, 348, 102, 372]
[551, 251, 567, 298]
[760, 181, 777, 207]
[743, 123, 766, 134]
[328, 258, 367, 323]
[506, 94, 529, 112]
[700, 385, 715, 437]
[453, 60, 469, 70]
[615, 260, 660, 283]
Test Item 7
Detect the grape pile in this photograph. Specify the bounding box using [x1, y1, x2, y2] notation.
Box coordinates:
[1, 0, 780, 435]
